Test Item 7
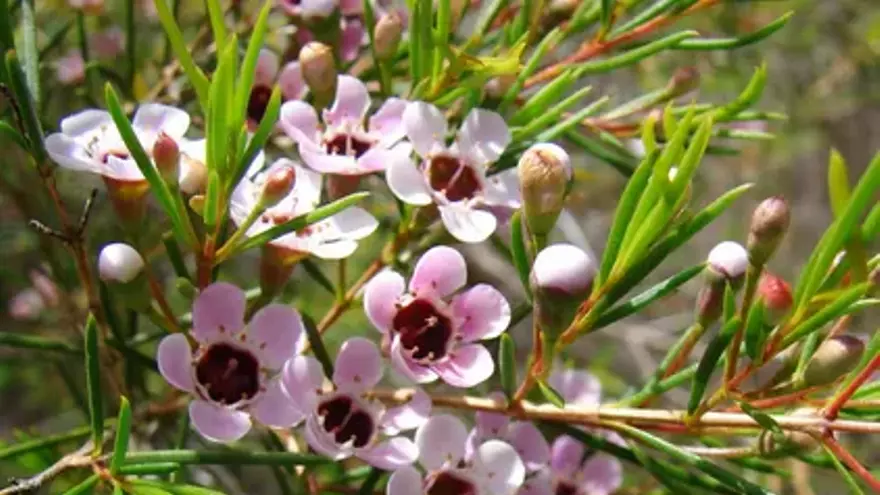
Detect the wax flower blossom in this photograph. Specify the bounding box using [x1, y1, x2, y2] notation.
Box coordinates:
[518, 369, 622, 495]
[282, 337, 430, 470]
[157, 283, 307, 442]
[279, 75, 409, 177]
[279, 0, 387, 62]
[7, 271, 60, 322]
[364, 246, 511, 388]
[390, 101, 521, 243]
[247, 49, 306, 128]
[55, 27, 125, 86]
[466, 393, 550, 473]
[387, 414, 526, 495]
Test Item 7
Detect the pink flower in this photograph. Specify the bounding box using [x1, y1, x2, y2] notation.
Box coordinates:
[230, 158, 378, 260]
[282, 337, 430, 470]
[8, 289, 46, 321]
[518, 369, 623, 495]
[363, 246, 511, 387]
[279, 75, 409, 176]
[466, 393, 550, 473]
[90, 27, 125, 60]
[68, 0, 103, 14]
[157, 283, 306, 442]
[248, 49, 306, 128]
[54, 51, 85, 86]
[387, 414, 526, 495]
[390, 102, 521, 243]
[277, 0, 341, 19]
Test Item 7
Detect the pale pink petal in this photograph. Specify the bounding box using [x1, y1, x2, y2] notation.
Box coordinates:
[475, 392, 510, 438]
[282, 355, 325, 413]
[45, 133, 103, 174]
[60, 109, 113, 138]
[339, 0, 362, 15]
[254, 49, 280, 86]
[369, 98, 408, 147]
[247, 304, 303, 369]
[364, 270, 406, 333]
[457, 108, 510, 165]
[278, 61, 306, 101]
[578, 454, 623, 495]
[416, 414, 469, 470]
[104, 156, 146, 182]
[192, 282, 246, 342]
[547, 369, 601, 407]
[279, 100, 322, 149]
[298, 0, 336, 18]
[157, 333, 194, 392]
[391, 336, 438, 384]
[304, 415, 348, 460]
[340, 19, 364, 62]
[300, 147, 359, 174]
[333, 337, 383, 392]
[450, 284, 511, 342]
[550, 435, 584, 478]
[249, 379, 306, 428]
[309, 239, 359, 259]
[483, 168, 522, 208]
[506, 422, 550, 472]
[55, 52, 85, 84]
[387, 466, 423, 495]
[358, 437, 419, 470]
[132, 103, 190, 140]
[403, 101, 447, 157]
[323, 207, 379, 240]
[355, 147, 400, 173]
[473, 439, 526, 495]
[409, 245, 466, 297]
[386, 154, 432, 205]
[324, 75, 370, 127]
[382, 388, 431, 434]
[189, 400, 251, 443]
[517, 469, 553, 495]
[433, 343, 494, 388]
[439, 204, 498, 244]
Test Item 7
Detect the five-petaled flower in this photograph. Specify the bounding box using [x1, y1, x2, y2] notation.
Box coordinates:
[247, 49, 306, 128]
[157, 283, 307, 442]
[467, 393, 550, 473]
[387, 414, 526, 495]
[279, 75, 409, 177]
[364, 246, 511, 388]
[283, 337, 431, 470]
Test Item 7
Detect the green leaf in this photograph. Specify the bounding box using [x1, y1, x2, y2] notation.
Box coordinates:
[572, 31, 698, 77]
[301, 259, 336, 296]
[152, 0, 209, 106]
[203, 170, 220, 230]
[18, 0, 39, 108]
[301, 314, 334, 379]
[204, 0, 227, 49]
[207, 37, 238, 176]
[0, 120, 29, 151]
[821, 443, 866, 495]
[232, 1, 273, 133]
[669, 116, 714, 203]
[500, 28, 563, 110]
[714, 64, 767, 121]
[124, 449, 330, 466]
[233, 86, 281, 187]
[828, 149, 851, 219]
[509, 211, 532, 299]
[0, 332, 81, 354]
[537, 380, 565, 408]
[110, 397, 132, 475]
[676, 12, 793, 51]
[84, 314, 103, 455]
[563, 129, 637, 177]
[743, 300, 767, 361]
[5, 50, 47, 163]
[128, 480, 226, 495]
[432, 0, 452, 84]
[358, 468, 384, 495]
[737, 400, 782, 434]
[498, 334, 517, 399]
[688, 317, 741, 415]
[113, 484, 124, 495]
[118, 462, 183, 476]
[783, 283, 871, 347]
[535, 96, 610, 142]
[0, 425, 96, 461]
[512, 85, 593, 138]
[63, 474, 100, 495]
[600, 0, 614, 31]
[511, 68, 574, 124]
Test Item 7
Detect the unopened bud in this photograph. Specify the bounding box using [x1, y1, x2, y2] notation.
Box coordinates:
[695, 283, 724, 326]
[98, 243, 145, 284]
[803, 335, 864, 387]
[374, 12, 403, 60]
[300, 42, 337, 108]
[518, 143, 572, 238]
[485, 74, 516, 100]
[153, 132, 180, 186]
[179, 154, 208, 195]
[549, 0, 578, 15]
[175, 277, 197, 302]
[666, 66, 700, 98]
[530, 244, 596, 338]
[260, 165, 296, 208]
[757, 271, 793, 324]
[747, 196, 790, 266]
[706, 241, 749, 283]
[758, 408, 823, 456]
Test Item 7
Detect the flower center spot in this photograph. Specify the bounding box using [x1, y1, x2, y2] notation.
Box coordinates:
[392, 298, 453, 362]
[323, 133, 374, 160]
[317, 395, 375, 448]
[425, 471, 477, 495]
[427, 155, 482, 202]
[248, 85, 274, 124]
[195, 342, 260, 405]
[555, 481, 580, 495]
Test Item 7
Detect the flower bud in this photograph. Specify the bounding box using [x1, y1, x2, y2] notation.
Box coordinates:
[103, 177, 150, 229]
[747, 196, 790, 266]
[706, 241, 749, 284]
[803, 335, 864, 387]
[374, 12, 403, 61]
[300, 42, 337, 108]
[530, 244, 596, 339]
[153, 132, 180, 186]
[549, 0, 578, 15]
[518, 143, 572, 238]
[695, 283, 724, 326]
[758, 408, 823, 456]
[179, 154, 208, 195]
[485, 74, 516, 100]
[666, 66, 700, 98]
[757, 271, 793, 324]
[98, 243, 145, 284]
[8, 289, 45, 321]
[260, 165, 296, 208]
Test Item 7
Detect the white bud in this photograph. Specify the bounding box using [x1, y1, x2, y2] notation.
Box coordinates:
[707, 241, 749, 280]
[98, 243, 145, 284]
[518, 143, 573, 237]
[532, 243, 596, 296]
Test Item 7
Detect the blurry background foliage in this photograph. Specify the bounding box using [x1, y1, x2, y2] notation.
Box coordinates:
[1, 0, 879, 493]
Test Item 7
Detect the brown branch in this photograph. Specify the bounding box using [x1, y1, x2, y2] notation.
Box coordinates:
[0, 442, 95, 495]
[821, 434, 880, 492]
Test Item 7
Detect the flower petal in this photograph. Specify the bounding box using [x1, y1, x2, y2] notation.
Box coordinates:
[132, 103, 190, 140]
[549, 435, 585, 478]
[402, 101, 447, 157]
[45, 133, 102, 174]
[254, 49, 280, 86]
[309, 239, 360, 260]
[250, 378, 306, 428]
[157, 333, 194, 392]
[472, 439, 526, 495]
[432, 343, 494, 388]
[386, 466, 423, 495]
[325, 207, 378, 241]
[578, 454, 623, 495]
[517, 469, 553, 495]
[409, 246, 466, 297]
[482, 168, 522, 209]
[282, 356, 325, 413]
[506, 422, 550, 472]
[279, 100, 322, 149]
[189, 400, 251, 443]
[192, 282, 246, 342]
[382, 387, 431, 434]
[370, 97, 408, 147]
[386, 153, 432, 206]
[304, 414, 348, 460]
[358, 437, 419, 470]
[364, 270, 405, 333]
[439, 204, 498, 244]
[60, 109, 113, 138]
[415, 414, 469, 470]
[278, 61, 306, 101]
[450, 284, 511, 342]
[547, 369, 601, 407]
[324, 75, 370, 127]
[340, 18, 364, 62]
[391, 336, 439, 384]
[247, 304, 303, 369]
[474, 391, 509, 438]
[457, 108, 510, 165]
[333, 337, 383, 392]
[300, 148, 360, 174]
[356, 147, 402, 174]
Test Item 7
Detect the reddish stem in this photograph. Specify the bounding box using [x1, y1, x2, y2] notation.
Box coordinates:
[822, 434, 880, 492]
[825, 352, 880, 420]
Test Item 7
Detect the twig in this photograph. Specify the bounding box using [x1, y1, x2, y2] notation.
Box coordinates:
[0, 442, 95, 495]
[824, 350, 880, 420]
[821, 434, 880, 492]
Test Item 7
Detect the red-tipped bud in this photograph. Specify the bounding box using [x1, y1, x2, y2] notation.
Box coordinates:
[374, 12, 403, 60]
[153, 132, 180, 186]
[260, 165, 296, 208]
[803, 335, 864, 387]
[300, 42, 336, 107]
[748, 196, 790, 266]
[518, 143, 572, 238]
[530, 244, 596, 339]
[707, 241, 749, 283]
[757, 271, 793, 324]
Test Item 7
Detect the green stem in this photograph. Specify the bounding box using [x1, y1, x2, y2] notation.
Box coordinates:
[124, 450, 330, 466]
[215, 202, 265, 260]
[75, 13, 95, 99]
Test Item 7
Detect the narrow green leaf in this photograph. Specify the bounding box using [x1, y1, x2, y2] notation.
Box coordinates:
[113, 484, 124, 495]
[828, 149, 851, 219]
[737, 401, 782, 434]
[535, 95, 610, 142]
[5, 50, 47, 163]
[511, 68, 574, 124]
[301, 259, 336, 296]
[513, 85, 593, 137]
[118, 462, 183, 476]
[743, 300, 767, 361]
[232, 0, 273, 133]
[722, 282, 737, 323]
[207, 37, 237, 176]
[129, 480, 225, 495]
[500, 28, 563, 110]
[301, 314, 334, 379]
[600, 0, 614, 31]
[572, 31, 698, 77]
[110, 397, 132, 475]
[204, 0, 227, 48]
[783, 283, 871, 347]
[669, 116, 714, 202]
[203, 170, 220, 230]
[563, 129, 637, 176]
[612, 0, 678, 35]
[509, 211, 532, 299]
[714, 64, 767, 121]
[84, 314, 103, 455]
[63, 474, 100, 495]
[408, 0, 422, 87]
[821, 443, 866, 495]
[676, 12, 793, 51]
[125, 449, 330, 466]
[432, 0, 451, 84]
[358, 468, 384, 495]
[0, 0, 13, 50]
[18, 0, 39, 107]
[688, 317, 741, 414]
[0, 120, 29, 151]
[152, 0, 209, 106]
[0, 332, 81, 354]
[234, 86, 281, 187]
[0, 425, 98, 461]
[538, 380, 565, 408]
[498, 334, 517, 399]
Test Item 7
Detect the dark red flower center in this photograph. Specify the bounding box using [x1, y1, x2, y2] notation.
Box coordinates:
[317, 395, 375, 448]
[555, 481, 580, 495]
[425, 471, 477, 495]
[248, 85, 273, 124]
[324, 133, 374, 159]
[392, 298, 453, 362]
[195, 342, 260, 405]
[427, 155, 482, 202]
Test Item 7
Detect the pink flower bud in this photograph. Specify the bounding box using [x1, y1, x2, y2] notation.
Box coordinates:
[530, 244, 595, 338]
[518, 143, 572, 238]
[260, 165, 297, 208]
[300, 42, 336, 106]
[374, 12, 403, 60]
[98, 243, 145, 284]
[748, 196, 790, 266]
[706, 241, 749, 282]
[153, 132, 180, 186]
[757, 271, 792, 323]
[803, 335, 864, 387]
